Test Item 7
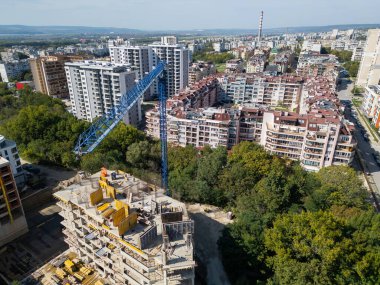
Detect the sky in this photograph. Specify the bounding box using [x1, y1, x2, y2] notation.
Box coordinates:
[0, 0, 379, 30]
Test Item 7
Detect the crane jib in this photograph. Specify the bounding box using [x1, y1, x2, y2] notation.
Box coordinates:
[74, 61, 166, 155]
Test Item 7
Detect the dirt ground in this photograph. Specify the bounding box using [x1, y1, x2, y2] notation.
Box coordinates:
[187, 203, 233, 285]
[21, 158, 76, 188]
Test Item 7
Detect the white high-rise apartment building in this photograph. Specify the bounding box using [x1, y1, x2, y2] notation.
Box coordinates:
[109, 36, 190, 98]
[0, 135, 26, 188]
[65, 61, 141, 126]
[0, 135, 22, 177]
[150, 37, 189, 97]
[109, 39, 154, 100]
[356, 29, 380, 87]
[0, 60, 30, 82]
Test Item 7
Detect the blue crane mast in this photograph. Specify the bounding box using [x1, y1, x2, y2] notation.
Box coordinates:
[74, 61, 169, 194]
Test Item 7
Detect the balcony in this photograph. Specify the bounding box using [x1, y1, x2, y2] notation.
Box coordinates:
[305, 141, 324, 149]
[266, 144, 302, 155]
[303, 148, 323, 155]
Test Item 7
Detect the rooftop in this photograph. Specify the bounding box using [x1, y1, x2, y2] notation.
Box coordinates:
[368, 85, 380, 95]
[0, 156, 10, 167]
[65, 60, 129, 73]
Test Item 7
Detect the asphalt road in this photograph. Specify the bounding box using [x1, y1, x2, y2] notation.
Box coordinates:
[337, 79, 380, 205]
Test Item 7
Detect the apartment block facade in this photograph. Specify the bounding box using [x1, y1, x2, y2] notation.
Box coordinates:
[218, 74, 303, 111]
[30, 55, 86, 98]
[361, 85, 380, 129]
[109, 37, 190, 98]
[296, 52, 339, 78]
[146, 75, 355, 171]
[0, 157, 28, 247]
[54, 171, 195, 284]
[356, 29, 380, 87]
[188, 62, 216, 86]
[261, 110, 355, 171]
[65, 61, 141, 126]
[246, 55, 266, 73]
[149, 39, 190, 97]
[0, 60, 30, 82]
[109, 39, 154, 100]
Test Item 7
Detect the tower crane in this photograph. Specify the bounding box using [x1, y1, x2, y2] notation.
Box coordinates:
[74, 61, 169, 194]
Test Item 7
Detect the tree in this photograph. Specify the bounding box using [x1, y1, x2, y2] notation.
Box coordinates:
[80, 152, 108, 174]
[351, 85, 364, 95]
[265, 210, 380, 284]
[304, 165, 369, 211]
[218, 142, 274, 204]
[195, 146, 227, 204]
[193, 51, 234, 64]
[96, 123, 146, 162]
[343, 61, 360, 78]
[17, 52, 29, 60]
[168, 145, 199, 200]
[0, 96, 87, 167]
[126, 140, 160, 171]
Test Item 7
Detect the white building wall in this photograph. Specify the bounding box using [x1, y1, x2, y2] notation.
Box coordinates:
[65, 61, 141, 126]
[0, 135, 22, 175]
[357, 29, 380, 87]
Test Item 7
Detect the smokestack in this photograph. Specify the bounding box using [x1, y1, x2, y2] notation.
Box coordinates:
[258, 11, 263, 42]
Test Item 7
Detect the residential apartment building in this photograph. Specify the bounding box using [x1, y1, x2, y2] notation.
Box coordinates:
[65, 61, 141, 126]
[0, 135, 26, 188]
[146, 74, 355, 171]
[272, 52, 296, 73]
[225, 59, 244, 74]
[261, 110, 356, 171]
[30, 55, 86, 98]
[0, 60, 30, 82]
[147, 104, 354, 171]
[356, 29, 380, 87]
[147, 107, 231, 148]
[188, 62, 216, 86]
[351, 46, 364, 62]
[0, 135, 22, 176]
[246, 55, 266, 73]
[108, 38, 154, 100]
[150, 38, 190, 97]
[109, 36, 190, 98]
[0, 157, 28, 247]
[218, 74, 304, 111]
[168, 76, 219, 110]
[361, 85, 380, 129]
[362, 85, 380, 119]
[301, 41, 322, 53]
[54, 171, 195, 284]
[0, 50, 19, 62]
[213, 42, 226, 52]
[299, 76, 338, 114]
[296, 52, 339, 78]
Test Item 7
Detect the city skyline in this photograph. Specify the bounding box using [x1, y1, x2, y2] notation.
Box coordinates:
[0, 0, 379, 30]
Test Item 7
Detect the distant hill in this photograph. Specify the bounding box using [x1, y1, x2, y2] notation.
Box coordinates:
[0, 25, 143, 36]
[0, 24, 379, 37]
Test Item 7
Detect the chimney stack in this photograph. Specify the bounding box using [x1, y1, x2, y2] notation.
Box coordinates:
[258, 11, 264, 42]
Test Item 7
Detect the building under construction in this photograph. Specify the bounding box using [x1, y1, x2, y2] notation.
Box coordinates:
[54, 170, 195, 285]
[0, 157, 28, 247]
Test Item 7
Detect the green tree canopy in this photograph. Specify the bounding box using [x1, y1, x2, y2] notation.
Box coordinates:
[265, 210, 380, 285]
[304, 165, 369, 211]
